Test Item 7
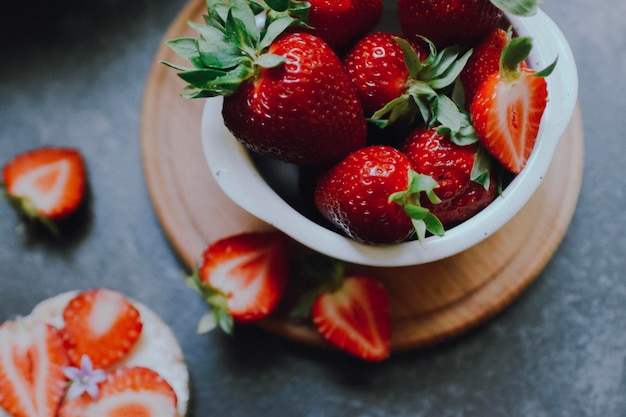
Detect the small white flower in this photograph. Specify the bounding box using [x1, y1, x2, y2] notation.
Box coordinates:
[63, 355, 107, 400]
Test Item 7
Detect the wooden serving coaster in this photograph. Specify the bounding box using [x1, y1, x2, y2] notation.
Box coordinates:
[141, 0, 584, 351]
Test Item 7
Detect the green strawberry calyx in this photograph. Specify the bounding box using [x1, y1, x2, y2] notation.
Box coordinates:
[289, 254, 347, 320]
[500, 27, 558, 85]
[490, 0, 538, 17]
[1, 184, 61, 236]
[185, 269, 234, 334]
[371, 36, 477, 145]
[471, 146, 494, 191]
[389, 170, 445, 244]
[265, 0, 311, 23]
[161, 0, 308, 98]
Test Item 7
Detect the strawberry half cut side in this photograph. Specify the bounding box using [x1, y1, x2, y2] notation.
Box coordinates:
[313, 274, 390, 362]
[58, 366, 178, 417]
[0, 320, 69, 417]
[187, 231, 290, 334]
[291, 256, 390, 362]
[1, 147, 86, 234]
[470, 30, 557, 174]
[61, 289, 143, 369]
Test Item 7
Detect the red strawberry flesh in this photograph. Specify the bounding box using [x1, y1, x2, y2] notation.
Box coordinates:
[2, 147, 86, 221]
[471, 69, 548, 173]
[0, 321, 69, 417]
[199, 232, 290, 323]
[313, 275, 390, 361]
[58, 366, 178, 417]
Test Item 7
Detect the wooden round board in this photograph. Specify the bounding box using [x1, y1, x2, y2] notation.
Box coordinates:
[141, 0, 584, 351]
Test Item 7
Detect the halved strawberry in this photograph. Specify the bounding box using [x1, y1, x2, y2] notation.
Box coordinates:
[58, 366, 178, 417]
[313, 274, 390, 361]
[292, 257, 390, 361]
[61, 289, 143, 369]
[470, 32, 556, 173]
[1, 147, 86, 233]
[0, 320, 69, 417]
[187, 232, 290, 334]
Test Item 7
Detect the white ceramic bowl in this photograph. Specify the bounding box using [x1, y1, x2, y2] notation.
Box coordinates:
[201, 8, 578, 267]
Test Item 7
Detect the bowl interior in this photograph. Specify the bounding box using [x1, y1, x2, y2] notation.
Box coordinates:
[201, 9, 579, 267]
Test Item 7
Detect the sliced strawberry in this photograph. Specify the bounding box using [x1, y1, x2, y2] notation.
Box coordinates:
[2, 147, 86, 230]
[0, 320, 69, 417]
[311, 271, 390, 362]
[58, 366, 178, 417]
[470, 34, 555, 173]
[190, 232, 290, 333]
[61, 289, 143, 369]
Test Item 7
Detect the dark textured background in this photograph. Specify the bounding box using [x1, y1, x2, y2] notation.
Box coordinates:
[1, 1, 624, 415]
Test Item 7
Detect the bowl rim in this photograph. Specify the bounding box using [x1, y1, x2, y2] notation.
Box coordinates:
[201, 9, 579, 267]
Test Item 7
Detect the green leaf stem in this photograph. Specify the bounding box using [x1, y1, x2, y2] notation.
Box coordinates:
[162, 0, 302, 98]
[470, 147, 493, 190]
[389, 170, 444, 243]
[490, 0, 538, 16]
[370, 36, 475, 144]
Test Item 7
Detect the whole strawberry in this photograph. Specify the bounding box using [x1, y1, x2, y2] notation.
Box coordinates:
[344, 32, 475, 144]
[397, 0, 504, 48]
[221, 32, 367, 166]
[343, 32, 427, 117]
[397, 0, 539, 48]
[305, 0, 383, 52]
[314, 145, 443, 244]
[402, 128, 497, 226]
[164, 1, 366, 166]
[470, 31, 556, 173]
